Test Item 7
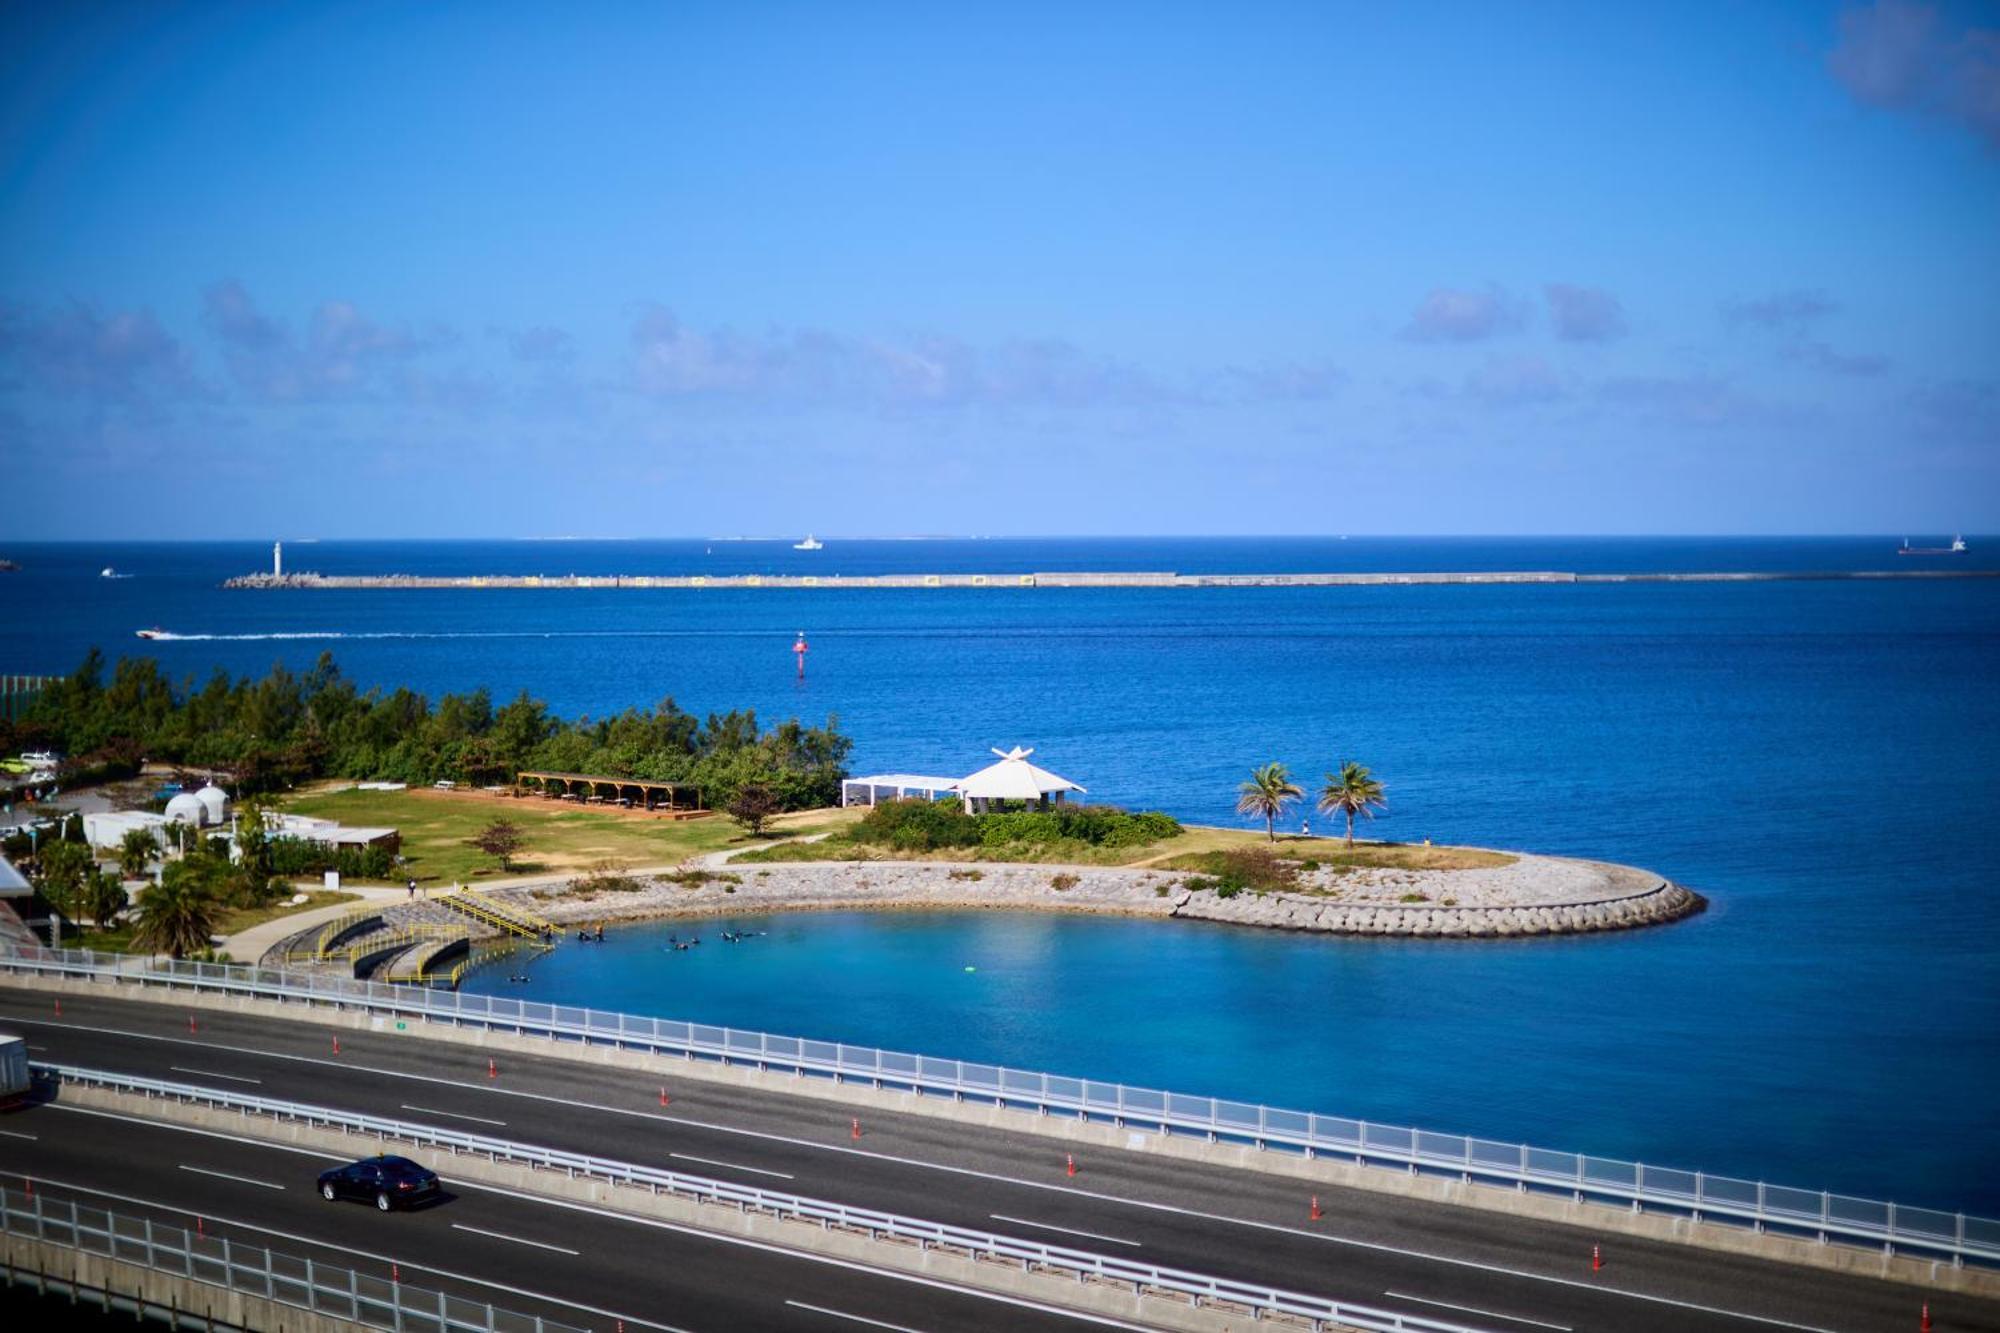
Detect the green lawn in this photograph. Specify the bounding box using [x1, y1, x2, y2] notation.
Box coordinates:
[282, 787, 845, 884]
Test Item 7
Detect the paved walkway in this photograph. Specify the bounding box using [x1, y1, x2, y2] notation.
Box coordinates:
[222, 883, 407, 964]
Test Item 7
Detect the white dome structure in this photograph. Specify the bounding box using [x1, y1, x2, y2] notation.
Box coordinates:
[164, 792, 208, 826]
[195, 784, 229, 824]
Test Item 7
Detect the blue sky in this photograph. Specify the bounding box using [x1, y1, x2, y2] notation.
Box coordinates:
[2, 1, 1996, 538]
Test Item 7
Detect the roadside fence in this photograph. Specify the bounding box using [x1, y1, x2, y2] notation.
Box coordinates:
[37, 1062, 1481, 1333]
[0, 1181, 585, 1333]
[4, 944, 1996, 1271]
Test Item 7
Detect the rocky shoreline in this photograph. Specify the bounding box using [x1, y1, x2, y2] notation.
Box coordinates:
[492, 852, 1706, 940]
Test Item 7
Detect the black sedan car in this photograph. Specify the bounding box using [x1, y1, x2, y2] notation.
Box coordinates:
[316, 1155, 441, 1211]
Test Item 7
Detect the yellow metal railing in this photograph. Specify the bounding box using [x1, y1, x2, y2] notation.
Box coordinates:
[439, 890, 555, 940]
[282, 907, 383, 963]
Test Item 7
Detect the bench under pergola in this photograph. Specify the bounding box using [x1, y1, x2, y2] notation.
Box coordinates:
[514, 770, 704, 812]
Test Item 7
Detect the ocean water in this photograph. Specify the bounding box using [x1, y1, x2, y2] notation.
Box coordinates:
[4, 537, 1998, 1213]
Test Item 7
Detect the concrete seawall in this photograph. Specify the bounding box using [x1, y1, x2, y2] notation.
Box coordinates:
[497, 853, 1708, 939]
[223, 567, 2000, 590]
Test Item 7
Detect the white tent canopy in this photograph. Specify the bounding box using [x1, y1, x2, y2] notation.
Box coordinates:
[951, 746, 1086, 813]
[841, 773, 961, 807]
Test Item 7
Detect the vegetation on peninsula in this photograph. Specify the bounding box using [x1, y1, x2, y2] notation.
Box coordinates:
[734, 796, 1184, 866]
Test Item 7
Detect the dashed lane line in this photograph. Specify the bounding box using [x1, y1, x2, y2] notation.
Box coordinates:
[1385, 1290, 1572, 1330]
[178, 1164, 285, 1191]
[989, 1214, 1142, 1248]
[451, 1222, 580, 1255]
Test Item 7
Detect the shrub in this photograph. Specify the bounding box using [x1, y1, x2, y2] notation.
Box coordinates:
[1399, 892, 1429, 903]
[573, 859, 642, 894]
[947, 868, 984, 881]
[1050, 873, 1079, 892]
[1176, 847, 1299, 897]
[848, 798, 1181, 854]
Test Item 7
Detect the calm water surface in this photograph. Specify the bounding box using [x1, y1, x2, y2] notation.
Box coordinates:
[5, 538, 1997, 1212]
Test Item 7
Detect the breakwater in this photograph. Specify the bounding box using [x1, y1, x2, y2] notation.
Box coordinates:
[493, 852, 1706, 939]
[225, 568, 2000, 590]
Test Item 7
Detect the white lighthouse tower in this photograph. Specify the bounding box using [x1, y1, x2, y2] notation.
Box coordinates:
[273, 541, 283, 577]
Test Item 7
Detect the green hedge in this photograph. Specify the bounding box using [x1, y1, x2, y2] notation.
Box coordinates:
[850, 799, 1180, 853]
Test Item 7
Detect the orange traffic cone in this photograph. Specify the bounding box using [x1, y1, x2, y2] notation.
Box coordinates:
[1921, 1303, 1932, 1332]
[487, 1057, 497, 1079]
[1310, 1195, 1323, 1220]
[188, 1014, 198, 1034]
[1591, 1243, 1602, 1273]
[1065, 1153, 1077, 1178]
[332, 1036, 340, 1055]
[659, 1086, 670, 1107]
[851, 1117, 861, 1140]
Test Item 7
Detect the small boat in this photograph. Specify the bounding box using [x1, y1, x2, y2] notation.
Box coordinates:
[135, 627, 167, 640]
[793, 535, 824, 551]
[1897, 536, 1966, 556]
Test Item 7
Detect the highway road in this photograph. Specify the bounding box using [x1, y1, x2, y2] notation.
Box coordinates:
[1, 988, 1993, 1333]
[0, 1096, 1131, 1332]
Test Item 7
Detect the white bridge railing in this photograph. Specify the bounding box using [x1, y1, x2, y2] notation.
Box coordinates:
[5, 944, 1996, 1269]
[35, 1062, 1481, 1333]
[0, 1181, 584, 1333]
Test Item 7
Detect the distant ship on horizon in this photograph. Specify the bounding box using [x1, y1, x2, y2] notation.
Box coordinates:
[1897, 535, 1966, 556]
[793, 535, 824, 551]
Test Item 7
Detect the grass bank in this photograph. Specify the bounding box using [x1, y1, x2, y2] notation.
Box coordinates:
[282, 787, 846, 884]
[61, 889, 360, 958]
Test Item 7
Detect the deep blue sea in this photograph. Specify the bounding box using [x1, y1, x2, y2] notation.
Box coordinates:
[4, 538, 1997, 1214]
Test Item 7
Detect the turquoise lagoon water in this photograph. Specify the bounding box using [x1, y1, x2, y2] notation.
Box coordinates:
[5, 538, 1997, 1212]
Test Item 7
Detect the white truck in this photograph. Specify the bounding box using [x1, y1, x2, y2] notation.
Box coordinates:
[0, 1033, 27, 1109]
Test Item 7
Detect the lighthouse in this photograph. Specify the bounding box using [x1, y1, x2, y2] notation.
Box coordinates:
[273, 541, 283, 577]
[793, 631, 809, 678]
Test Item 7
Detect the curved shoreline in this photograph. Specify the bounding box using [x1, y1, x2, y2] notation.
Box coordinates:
[489, 852, 1707, 940]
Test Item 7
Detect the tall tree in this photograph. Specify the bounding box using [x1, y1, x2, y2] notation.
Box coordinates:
[131, 865, 221, 959]
[1318, 762, 1388, 846]
[1236, 763, 1304, 842]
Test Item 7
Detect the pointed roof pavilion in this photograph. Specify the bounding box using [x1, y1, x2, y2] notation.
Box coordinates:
[952, 746, 1086, 812]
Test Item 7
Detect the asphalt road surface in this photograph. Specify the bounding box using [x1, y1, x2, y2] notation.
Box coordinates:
[0, 988, 1992, 1333]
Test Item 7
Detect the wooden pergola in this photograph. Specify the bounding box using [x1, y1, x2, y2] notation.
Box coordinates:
[514, 770, 704, 812]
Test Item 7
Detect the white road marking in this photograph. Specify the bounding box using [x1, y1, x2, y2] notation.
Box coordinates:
[451, 1222, 579, 1255]
[17, 1013, 1841, 1332]
[670, 1151, 793, 1180]
[989, 1214, 1141, 1248]
[0, 1130, 38, 1141]
[401, 1104, 506, 1126]
[170, 1066, 262, 1085]
[177, 1164, 285, 1191]
[786, 1300, 931, 1332]
[1386, 1290, 1572, 1330]
[15, 1147, 1150, 1332]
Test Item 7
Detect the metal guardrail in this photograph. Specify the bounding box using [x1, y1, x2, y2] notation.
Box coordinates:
[0, 1181, 585, 1333]
[6, 944, 1997, 1271]
[36, 1063, 1480, 1333]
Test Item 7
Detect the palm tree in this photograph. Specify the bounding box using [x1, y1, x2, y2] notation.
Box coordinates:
[132, 865, 221, 960]
[1237, 763, 1304, 842]
[1319, 761, 1387, 846]
[117, 827, 156, 880]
